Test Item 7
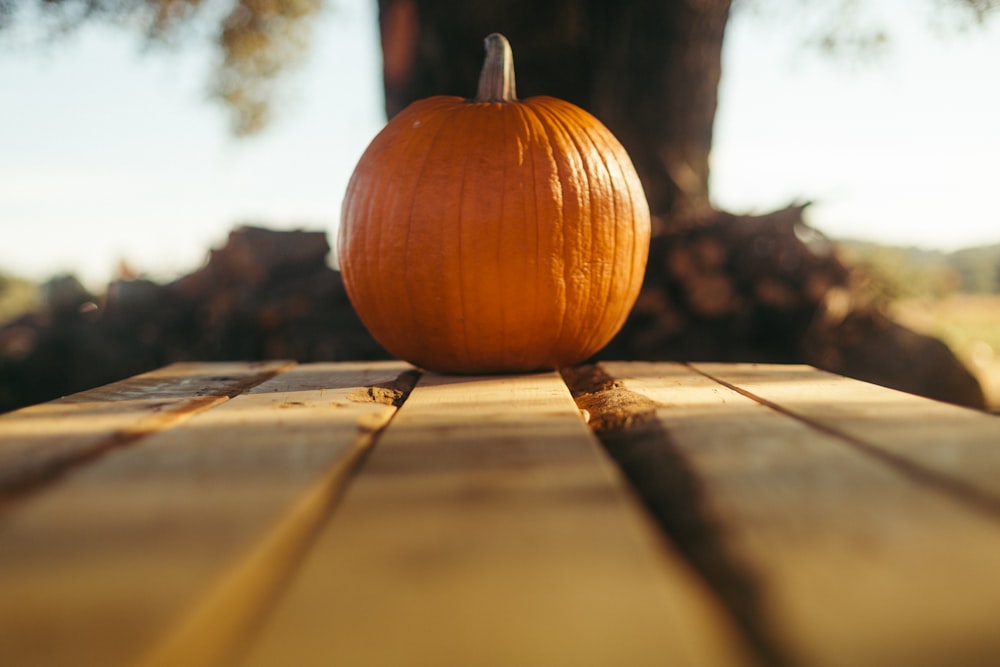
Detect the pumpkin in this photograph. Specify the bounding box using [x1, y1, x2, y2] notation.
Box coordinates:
[338, 33, 649, 374]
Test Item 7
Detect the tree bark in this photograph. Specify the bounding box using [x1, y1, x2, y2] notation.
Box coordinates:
[376, 0, 731, 223]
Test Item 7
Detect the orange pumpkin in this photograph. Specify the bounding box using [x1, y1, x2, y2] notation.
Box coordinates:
[338, 33, 649, 373]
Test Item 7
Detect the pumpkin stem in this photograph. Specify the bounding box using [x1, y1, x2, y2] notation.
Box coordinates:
[475, 33, 517, 102]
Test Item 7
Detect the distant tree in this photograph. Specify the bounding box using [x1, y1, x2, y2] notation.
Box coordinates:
[836, 241, 962, 302]
[951, 244, 1000, 292]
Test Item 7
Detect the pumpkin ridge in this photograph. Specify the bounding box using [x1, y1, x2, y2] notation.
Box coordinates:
[554, 101, 625, 358]
[527, 99, 599, 363]
[568, 107, 609, 359]
[496, 102, 542, 370]
[454, 107, 495, 370]
[452, 108, 475, 368]
[368, 112, 415, 344]
[565, 114, 610, 359]
[344, 98, 461, 359]
[510, 101, 544, 369]
[594, 115, 648, 349]
[563, 100, 650, 350]
[344, 110, 402, 341]
[496, 103, 510, 369]
[345, 103, 398, 340]
[387, 101, 459, 351]
[354, 158, 382, 332]
[411, 100, 479, 368]
[520, 100, 571, 367]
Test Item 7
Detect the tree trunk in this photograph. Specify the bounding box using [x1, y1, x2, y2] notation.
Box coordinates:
[377, 0, 731, 224]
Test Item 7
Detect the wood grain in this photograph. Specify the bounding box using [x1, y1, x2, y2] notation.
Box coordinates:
[602, 361, 1000, 667]
[242, 371, 754, 667]
[0, 361, 293, 496]
[692, 362, 1000, 512]
[0, 361, 413, 667]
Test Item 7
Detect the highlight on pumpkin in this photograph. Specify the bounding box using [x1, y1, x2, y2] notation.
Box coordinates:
[337, 33, 650, 374]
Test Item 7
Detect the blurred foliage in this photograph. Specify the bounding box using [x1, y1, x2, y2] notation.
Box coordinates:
[837, 239, 1000, 308]
[950, 244, 1000, 293]
[215, 0, 321, 133]
[1, 0, 998, 135]
[735, 0, 1000, 60]
[957, 0, 1000, 22]
[0, 272, 40, 326]
[0, 0, 321, 134]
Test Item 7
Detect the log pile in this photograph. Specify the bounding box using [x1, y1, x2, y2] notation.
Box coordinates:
[0, 216, 986, 413]
[0, 227, 389, 412]
[602, 205, 843, 363]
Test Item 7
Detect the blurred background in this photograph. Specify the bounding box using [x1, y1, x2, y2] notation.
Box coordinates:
[1, 0, 998, 410]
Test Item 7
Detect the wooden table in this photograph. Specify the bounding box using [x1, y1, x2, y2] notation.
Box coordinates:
[1, 361, 999, 667]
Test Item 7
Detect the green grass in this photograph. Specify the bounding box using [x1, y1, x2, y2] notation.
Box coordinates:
[891, 295, 1000, 411]
[0, 273, 40, 326]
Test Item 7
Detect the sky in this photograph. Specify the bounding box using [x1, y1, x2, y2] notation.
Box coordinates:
[1, 0, 998, 289]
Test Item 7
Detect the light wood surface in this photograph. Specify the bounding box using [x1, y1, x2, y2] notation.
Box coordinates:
[0, 361, 291, 496]
[0, 361, 411, 667]
[693, 362, 1000, 510]
[603, 361, 1000, 667]
[1, 360, 998, 667]
[242, 370, 752, 667]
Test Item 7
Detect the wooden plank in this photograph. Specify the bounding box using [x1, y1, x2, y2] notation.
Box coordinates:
[692, 362, 1000, 511]
[242, 371, 755, 667]
[0, 361, 293, 496]
[0, 361, 414, 667]
[601, 361, 1000, 667]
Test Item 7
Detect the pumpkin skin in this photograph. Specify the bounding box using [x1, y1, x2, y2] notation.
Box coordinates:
[338, 35, 649, 374]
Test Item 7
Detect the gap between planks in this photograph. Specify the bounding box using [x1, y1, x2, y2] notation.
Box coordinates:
[0, 360, 293, 501]
[239, 369, 755, 667]
[689, 362, 1000, 520]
